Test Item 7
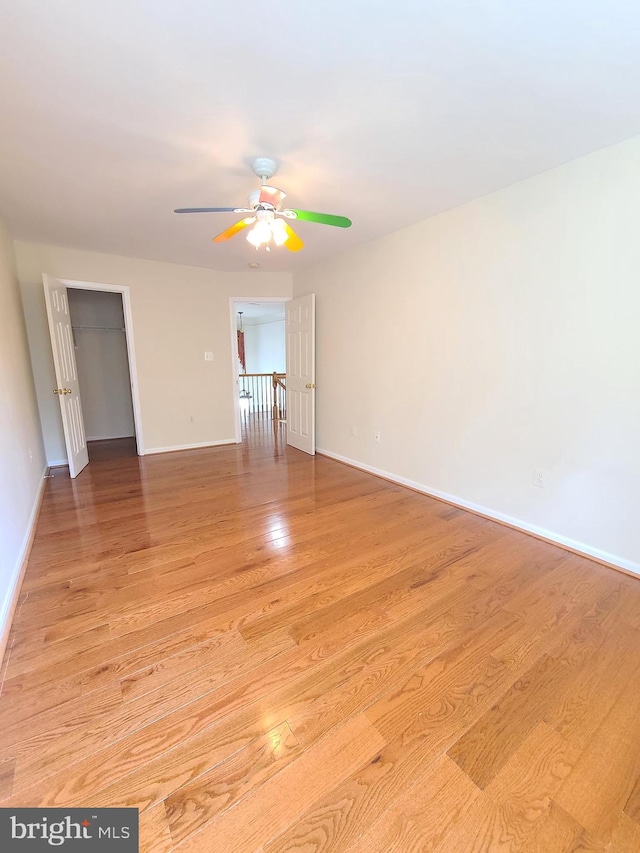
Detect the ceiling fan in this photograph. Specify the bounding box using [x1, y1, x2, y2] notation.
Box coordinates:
[174, 158, 352, 252]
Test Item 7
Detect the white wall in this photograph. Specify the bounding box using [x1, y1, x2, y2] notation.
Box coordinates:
[16, 243, 292, 458]
[67, 289, 135, 441]
[244, 319, 285, 373]
[0, 220, 46, 663]
[294, 134, 640, 573]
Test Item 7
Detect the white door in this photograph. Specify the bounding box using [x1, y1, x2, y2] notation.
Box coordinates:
[43, 275, 89, 478]
[286, 293, 316, 455]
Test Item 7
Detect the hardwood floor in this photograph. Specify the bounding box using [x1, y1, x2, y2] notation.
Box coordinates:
[1, 425, 640, 851]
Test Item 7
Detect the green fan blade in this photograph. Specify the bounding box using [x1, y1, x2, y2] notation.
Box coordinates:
[286, 209, 352, 228]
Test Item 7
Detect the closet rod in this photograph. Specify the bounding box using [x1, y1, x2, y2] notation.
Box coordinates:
[72, 325, 125, 332]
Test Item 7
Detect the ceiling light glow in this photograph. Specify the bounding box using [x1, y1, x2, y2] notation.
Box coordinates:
[246, 212, 289, 250]
[271, 218, 288, 247]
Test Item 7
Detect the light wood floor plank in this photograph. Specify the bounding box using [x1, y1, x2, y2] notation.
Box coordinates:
[8, 629, 295, 798]
[173, 715, 385, 853]
[0, 431, 637, 852]
[0, 759, 15, 801]
[164, 721, 299, 846]
[343, 754, 481, 853]
[433, 722, 579, 852]
[606, 813, 640, 852]
[138, 803, 174, 853]
[446, 583, 630, 792]
[510, 801, 604, 853]
[554, 672, 640, 844]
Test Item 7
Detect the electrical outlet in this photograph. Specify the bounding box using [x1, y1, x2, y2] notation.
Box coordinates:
[533, 468, 546, 488]
[374, 430, 381, 444]
[204, 351, 213, 361]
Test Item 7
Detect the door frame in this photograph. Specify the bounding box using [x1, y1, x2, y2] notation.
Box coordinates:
[229, 296, 291, 444]
[57, 278, 145, 455]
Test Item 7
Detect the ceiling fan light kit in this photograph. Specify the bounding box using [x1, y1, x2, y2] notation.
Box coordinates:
[174, 157, 352, 253]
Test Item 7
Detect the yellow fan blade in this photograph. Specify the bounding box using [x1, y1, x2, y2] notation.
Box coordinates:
[213, 217, 255, 243]
[282, 220, 304, 252]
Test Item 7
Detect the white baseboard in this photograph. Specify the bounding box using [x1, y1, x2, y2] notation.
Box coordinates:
[86, 434, 135, 442]
[317, 447, 640, 578]
[0, 468, 48, 668]
[143, 439, 237, 455]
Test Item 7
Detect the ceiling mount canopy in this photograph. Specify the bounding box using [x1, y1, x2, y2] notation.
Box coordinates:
[251, 157, 277, 183]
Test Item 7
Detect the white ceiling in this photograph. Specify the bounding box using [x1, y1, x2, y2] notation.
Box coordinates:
[2, 1, 640, 273]
[236, 302, 286, 325]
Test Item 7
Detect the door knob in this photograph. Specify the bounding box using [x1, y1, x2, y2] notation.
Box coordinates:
[63, 388, 72, 395]
[305, 383, 316, 389]
[53, 388, 62, 395]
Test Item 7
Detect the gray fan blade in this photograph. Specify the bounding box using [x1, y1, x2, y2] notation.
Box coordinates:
[174, 207, 238, 214]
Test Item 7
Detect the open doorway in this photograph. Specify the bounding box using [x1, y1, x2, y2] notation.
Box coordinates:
[67, 288, 137, 462]
[230, 297, 288, 443]
[44, 275, 143, 476]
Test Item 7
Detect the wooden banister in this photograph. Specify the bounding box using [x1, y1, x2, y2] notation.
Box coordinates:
[272, 372, 286, 421]
[239, 373, 286, 423]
